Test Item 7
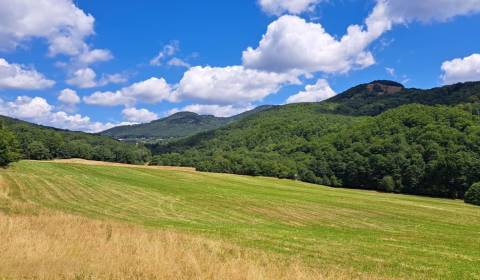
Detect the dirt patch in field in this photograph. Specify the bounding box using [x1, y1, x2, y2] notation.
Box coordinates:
[40, 159, 197, 172]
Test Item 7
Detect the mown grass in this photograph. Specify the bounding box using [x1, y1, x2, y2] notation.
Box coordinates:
[1, 211, 350, 280]
[1, 160, 479, 279]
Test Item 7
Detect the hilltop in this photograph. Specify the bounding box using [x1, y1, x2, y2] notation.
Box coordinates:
[319, 80, 480, 115]
[101, 105, 276, 142]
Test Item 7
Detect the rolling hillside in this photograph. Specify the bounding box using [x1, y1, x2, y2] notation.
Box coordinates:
[1, 160, 479, 279]
[101, 105, 276, 142]
[150, 81, 480, 199]
[0, 115, 150, 164]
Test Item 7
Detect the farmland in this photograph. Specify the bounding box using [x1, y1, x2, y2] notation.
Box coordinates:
[1, 160, 479, 279]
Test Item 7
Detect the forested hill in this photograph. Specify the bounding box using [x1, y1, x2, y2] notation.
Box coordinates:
[101, 80, 480, 142]
[319, 80, 480, 116]
[150, 80, 480, 199]
[0, 115, 151, 165]
[101, 105, 276, 142]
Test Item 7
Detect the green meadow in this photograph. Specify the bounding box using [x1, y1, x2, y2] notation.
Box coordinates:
[1, 160, 479, 279]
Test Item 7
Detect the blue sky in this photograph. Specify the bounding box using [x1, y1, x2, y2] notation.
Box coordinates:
[0, 0, 480, 132]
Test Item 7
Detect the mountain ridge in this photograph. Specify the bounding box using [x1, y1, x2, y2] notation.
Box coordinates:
[101, 105, 277, 142]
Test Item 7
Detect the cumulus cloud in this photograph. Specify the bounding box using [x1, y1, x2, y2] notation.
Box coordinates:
[85, 65, 298, 108]
[99, 73, 128, 85]
[242, 10, 389, 74]
[84, 77, 172, 106]
[0, 96, 114, 132]
[0, 58, 55, 89]
[245, 1, 480, 75]
[121, 107, 158, 123]
[258, 0, 321, 15]
[66, 68, 97, 88]
[66, 67, 127, 88]
[381, 0, 480, 23]
[58, 88, 80, 105]
[441, 53, 480, 84]
[286, 79, 336, 104]
[0, 0, 111, 64]
[76, 49, 113, 65]
[174, 65, 300, 105]
[168, 104, 254, 117]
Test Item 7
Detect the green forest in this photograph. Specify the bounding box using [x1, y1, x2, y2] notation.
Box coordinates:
[150, 81, 480, 202]
[101, 105, 275, 142]
[0, 116, 150, 166]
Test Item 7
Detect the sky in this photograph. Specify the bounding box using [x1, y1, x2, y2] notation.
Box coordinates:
[0, 0, 480, 132]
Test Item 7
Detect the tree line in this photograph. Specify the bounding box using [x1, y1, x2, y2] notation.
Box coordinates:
[0, 116, 150, 166]
[150, 104, 480, 202]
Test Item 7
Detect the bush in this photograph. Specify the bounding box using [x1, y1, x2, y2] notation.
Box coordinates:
[380, 176, 395, 192]
[465, 183, 480, 206]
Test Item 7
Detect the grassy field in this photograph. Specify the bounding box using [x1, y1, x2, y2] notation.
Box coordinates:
[1, 160, 479, 279]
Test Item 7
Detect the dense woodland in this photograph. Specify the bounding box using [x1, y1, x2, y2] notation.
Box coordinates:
[2, 80, 480, 203]
[101, 105, 275, 142]
[0, 116, 151, 166]
[151, 81, 480, 200]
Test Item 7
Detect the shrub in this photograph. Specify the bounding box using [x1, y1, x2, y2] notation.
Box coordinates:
[380, 176, 395, 193]
[465, 183, 480, 206]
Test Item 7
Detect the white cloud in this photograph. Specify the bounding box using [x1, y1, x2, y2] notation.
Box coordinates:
[381, 0, 480, 23]
[441, 53, 480, 84]
[150, 41, 179, 66]
[58, 88, 80, 105]
[0, 96, 117, 132]
[84, 77, 172, 106]
[168, 57, 191, 68]
[258, 0, 321, 15]
[66, 67, 127, 88]
[242, 11, 390, 74]
[99, 73, 128, 85]
[0, 58, 55, 89]
[77, 48, 113, 65]
[0, 96, 52, 119]
[122, 107, 158, 123]
[385, 67, 396, 77]
[66, 67, 97, 88]
[168, 104, 254, 117]
[245, 1, 480, 75]
[174, 65, 300, 105]
[86, 65, 299, 108]
[47, 111, 116, 132]
[286, 79, 336, 104]
[0, 0, 111, 64]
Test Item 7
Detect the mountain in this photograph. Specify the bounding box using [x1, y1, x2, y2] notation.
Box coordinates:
[319, 80, 480, 116]
[149, 80, 480, 199]
[0, 115, 150, 164]
[101, 105, 276, 142]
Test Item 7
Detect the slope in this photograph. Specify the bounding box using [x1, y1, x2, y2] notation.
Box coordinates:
[150, 80, 480, 199]
[0, 115, 150, 164]
[1, 160, 479, 279]
[319, 80, 480, 116]
[101, 105, 276, 142]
